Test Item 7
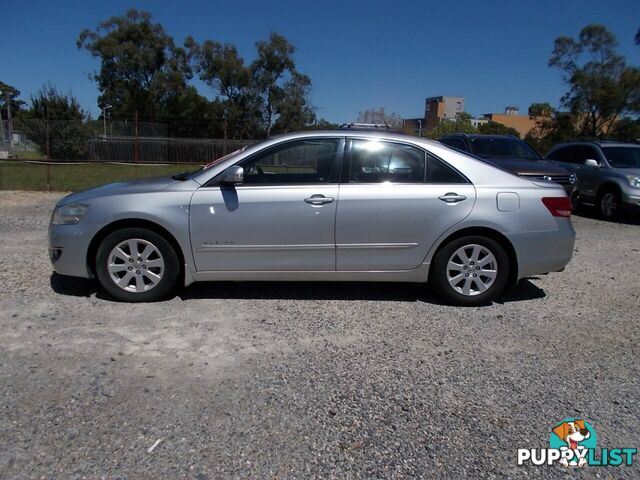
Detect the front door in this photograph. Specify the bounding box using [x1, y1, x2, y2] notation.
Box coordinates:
[336, 139, 475, 271]
[190, 138, 342, 271]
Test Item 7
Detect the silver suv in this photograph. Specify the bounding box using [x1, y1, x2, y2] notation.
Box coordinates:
[49, 131, 575, 306]
[546, 141, 640, 218]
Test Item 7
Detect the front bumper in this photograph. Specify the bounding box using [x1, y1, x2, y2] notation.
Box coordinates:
[506, 219, 576, 279]
[622, 191, 640, 209]
[48, 222, 98, 278]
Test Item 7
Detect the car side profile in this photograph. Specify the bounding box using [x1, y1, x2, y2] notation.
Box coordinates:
[49, 131, 575, 306]
[545, 141, 640, 218]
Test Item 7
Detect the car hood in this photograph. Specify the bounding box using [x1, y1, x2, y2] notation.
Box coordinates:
[611, 167, 640, 176]
[480, 157, 569, 175]
[57, 176, 178, 206]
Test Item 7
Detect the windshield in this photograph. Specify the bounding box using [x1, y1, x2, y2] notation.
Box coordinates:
[172, 147, 246, 180]
[470, 138, 541, 161]
[602, 146, 640, 169]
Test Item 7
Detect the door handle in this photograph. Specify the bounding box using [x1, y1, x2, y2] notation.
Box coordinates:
[438, 193, 467, 203]
[304, 194, 334, 205]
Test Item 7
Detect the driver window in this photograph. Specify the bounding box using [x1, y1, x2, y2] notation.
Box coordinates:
[242, 138, 339, 184]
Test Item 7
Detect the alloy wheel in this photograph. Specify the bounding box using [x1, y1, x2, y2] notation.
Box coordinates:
[446, 244, 498, 297]
[107, 238, 165, 293]
[600, 192, 617, 218]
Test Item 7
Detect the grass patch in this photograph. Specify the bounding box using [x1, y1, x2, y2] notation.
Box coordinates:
[0, 162, 201, 192]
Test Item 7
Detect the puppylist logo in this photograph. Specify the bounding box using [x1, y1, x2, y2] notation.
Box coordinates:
[517, 418, 637, 468]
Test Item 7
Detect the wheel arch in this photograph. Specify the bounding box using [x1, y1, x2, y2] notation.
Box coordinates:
[86, 219, 186, 279]
[596, 181, 623, 198]
[428, 226, 518, 288]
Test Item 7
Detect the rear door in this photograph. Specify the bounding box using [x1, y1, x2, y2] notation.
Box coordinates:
[335, 138, 476, 271]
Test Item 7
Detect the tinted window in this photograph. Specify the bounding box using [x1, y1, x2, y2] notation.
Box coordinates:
[602, 147, 640, 168]
[349, 139, 425, 183]
[427, 154, 467, 183]
[548, 146, 582, 164]
[470, 137, 541, 160]
[242, 138, 338, 184]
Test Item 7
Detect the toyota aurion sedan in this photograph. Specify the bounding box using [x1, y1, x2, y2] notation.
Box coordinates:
[49, 131, 575, 306]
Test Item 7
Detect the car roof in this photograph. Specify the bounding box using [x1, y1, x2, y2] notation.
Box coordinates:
[267, 129, 441, 146]
[440, 133, 520, 140]
[551, 140, 640, 149]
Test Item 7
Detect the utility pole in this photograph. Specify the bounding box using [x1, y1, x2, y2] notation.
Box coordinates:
[102, 103, 112, 139]
[6, 91, 13, 147]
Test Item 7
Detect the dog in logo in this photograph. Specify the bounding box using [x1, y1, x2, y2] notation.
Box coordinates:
[552, 419, 591, 467]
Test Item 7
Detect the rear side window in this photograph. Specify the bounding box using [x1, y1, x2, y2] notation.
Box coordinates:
[427, 154, 468, 183]
[348, 139, 425, 183]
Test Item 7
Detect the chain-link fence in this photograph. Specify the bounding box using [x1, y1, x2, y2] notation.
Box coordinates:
[1, 117, 255, 163]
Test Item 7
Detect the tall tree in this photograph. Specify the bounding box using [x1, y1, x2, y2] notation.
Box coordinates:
[549, 24, 640, 137]
[272, 72, 316, 133]
[0, 81, 27, 114]
[77, 9, 191, 121]
[356, 107, 402, 127]
[187, 38, 261, 139]
[524, 102, 577, 154]
[251, 33, 300, 136]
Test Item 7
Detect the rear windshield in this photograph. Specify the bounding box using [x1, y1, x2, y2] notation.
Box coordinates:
[602, 146, 640, 169]
[470, 138, 541, 161]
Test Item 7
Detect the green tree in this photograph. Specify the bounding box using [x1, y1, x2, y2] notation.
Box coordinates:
[477, 121, 520, 137]
[608, 117, 640, 142]
[524, 102, 577, 154]
[549, 24, 640, 137]
[424, 112, 476, 139]
[0, 81, 27, 114]
[77, 9, 192, 121]
[187, 38, 261, 139]
[356, 107, 402, 127]
[251, 33, 313, 136]
[272, 72, 316, 133]
[18, 84, 90, 159]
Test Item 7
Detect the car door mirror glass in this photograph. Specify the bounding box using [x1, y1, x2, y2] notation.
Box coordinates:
[220, 166, 244, 184]
[584, 159, 599, 167]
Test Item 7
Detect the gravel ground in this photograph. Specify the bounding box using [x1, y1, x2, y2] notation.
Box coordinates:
[0, 190, 638, 479]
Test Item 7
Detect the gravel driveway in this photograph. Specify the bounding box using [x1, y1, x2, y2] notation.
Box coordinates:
[0, 191, 638, 479]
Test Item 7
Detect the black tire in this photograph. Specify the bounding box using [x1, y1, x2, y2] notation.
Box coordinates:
[429, 235, 510, 306]
[597, 188, 621, 220]
[95, 228, 180, 302]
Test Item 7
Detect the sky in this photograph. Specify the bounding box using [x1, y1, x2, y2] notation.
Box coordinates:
[3, 0, 640, 122]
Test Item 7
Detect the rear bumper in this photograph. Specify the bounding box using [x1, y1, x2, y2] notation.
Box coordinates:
[505, 219, 575, 280]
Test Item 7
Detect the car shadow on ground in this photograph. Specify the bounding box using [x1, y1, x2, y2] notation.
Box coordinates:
[573, 204, 640, 226]
[50, 274, 546, 305]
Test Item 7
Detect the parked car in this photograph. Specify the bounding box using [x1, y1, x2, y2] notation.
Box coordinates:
[545, 141, 640, 218]
[439, 134, 579, 207]
[49, 131, 575, 306]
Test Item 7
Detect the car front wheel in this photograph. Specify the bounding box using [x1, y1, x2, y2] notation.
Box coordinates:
[430, 236, 510, 306]
[95, 228, 180, 302]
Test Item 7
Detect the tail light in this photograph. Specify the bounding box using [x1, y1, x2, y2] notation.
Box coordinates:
[541, 197, 572, 217]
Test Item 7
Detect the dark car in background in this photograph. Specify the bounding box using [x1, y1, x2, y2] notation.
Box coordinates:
[546, 141, 640, 218]
[439, 134, 579, 206]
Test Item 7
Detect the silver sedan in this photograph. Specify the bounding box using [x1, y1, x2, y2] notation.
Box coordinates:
[49, 131, 575, 306]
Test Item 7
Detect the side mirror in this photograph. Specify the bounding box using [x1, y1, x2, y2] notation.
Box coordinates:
[584, 159, 599, 168]
[220, 165, 244, 184]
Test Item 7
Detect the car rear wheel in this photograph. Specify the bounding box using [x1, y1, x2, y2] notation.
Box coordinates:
[430, 236, 510, 306]
[598, 189, 620, 219]
[95, 228, 180, 302]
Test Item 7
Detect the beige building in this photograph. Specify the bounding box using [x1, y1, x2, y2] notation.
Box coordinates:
[483, 106, 536, 137]
[425, 96, 465, 130]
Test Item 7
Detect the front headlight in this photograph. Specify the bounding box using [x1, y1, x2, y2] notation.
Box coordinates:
[626, 175, 640, 188]
[569, 173, 577, 185]
[51, 203, 89, 225]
